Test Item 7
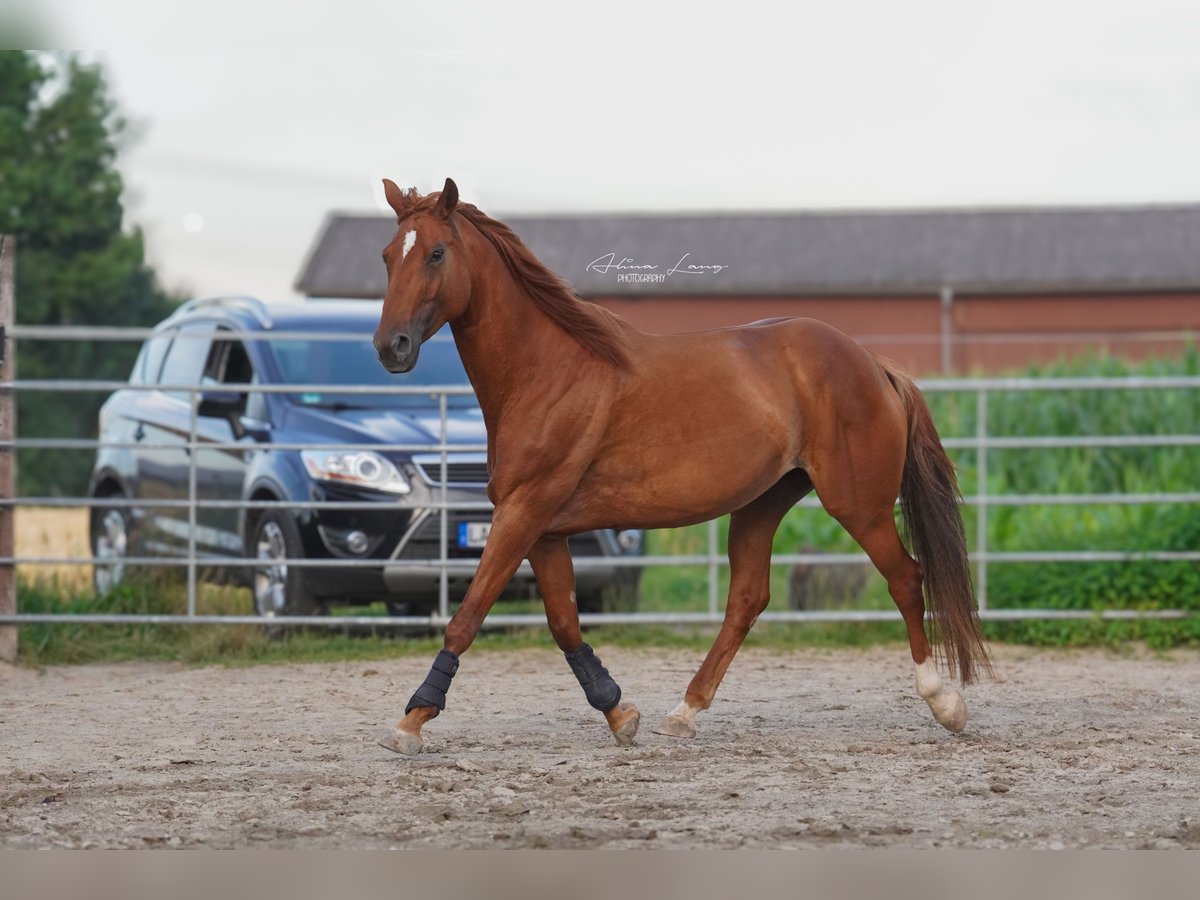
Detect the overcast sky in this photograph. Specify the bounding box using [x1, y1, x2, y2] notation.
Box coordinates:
[24, 0, 1200, 301]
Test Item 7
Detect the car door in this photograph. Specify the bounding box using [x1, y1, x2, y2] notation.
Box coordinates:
[192, 332, 264, 557]
[136, 320, 213, 556]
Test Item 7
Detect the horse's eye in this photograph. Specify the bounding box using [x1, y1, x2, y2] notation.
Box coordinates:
[430, 247, 445, 263]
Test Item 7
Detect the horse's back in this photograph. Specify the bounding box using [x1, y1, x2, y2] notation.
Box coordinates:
[561, 315, 905, 528]
[637, 314, 870, 356]
[632, 315, 890, 398]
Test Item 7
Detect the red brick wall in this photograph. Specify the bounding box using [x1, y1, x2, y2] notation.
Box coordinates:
[588, 292, 1199, 376]
[950, 293, 1200, 373]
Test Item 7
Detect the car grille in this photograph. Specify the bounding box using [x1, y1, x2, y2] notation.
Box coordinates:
[414, 460, 490, 486]
[395, 512, 489, 560]
[394, 511, 605, 561]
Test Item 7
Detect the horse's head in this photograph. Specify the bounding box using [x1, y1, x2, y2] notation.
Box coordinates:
[374, 177, 470, 373]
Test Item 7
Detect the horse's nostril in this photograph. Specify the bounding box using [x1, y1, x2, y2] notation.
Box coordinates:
[391, 333, 412, 358]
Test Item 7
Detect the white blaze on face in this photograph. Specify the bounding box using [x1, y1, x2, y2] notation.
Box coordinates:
[401, 228, 418, 262]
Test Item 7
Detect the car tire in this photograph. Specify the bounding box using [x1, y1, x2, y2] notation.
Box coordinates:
[577, 568, 641, 615]
[384, 598, 437, 618]
[247, 510, 324, 619]
[91, 492, 133, 596]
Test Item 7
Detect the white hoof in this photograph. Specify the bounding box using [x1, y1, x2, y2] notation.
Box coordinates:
[915, 659, 968, 733]
[654, 714, 697, 739]
[652, 701, 699, 739]
[378, 727, 424, 755]
[926, 689, 968, 733]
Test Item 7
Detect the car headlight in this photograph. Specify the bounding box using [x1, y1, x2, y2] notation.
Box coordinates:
[300, 450, 411, 495]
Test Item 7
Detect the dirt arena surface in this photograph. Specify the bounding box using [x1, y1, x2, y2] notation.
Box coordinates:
[3, 645, 1199, 849]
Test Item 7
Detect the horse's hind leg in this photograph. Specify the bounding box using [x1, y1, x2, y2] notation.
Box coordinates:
[813, 476, 968, 733]
[528, 537, 640, 747]
[655, 469, 812, 739]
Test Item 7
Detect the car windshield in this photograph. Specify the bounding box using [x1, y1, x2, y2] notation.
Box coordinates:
[268, 329, 476, 410]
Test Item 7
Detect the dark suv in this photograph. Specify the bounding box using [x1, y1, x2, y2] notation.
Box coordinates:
[87, 297, 642, 617]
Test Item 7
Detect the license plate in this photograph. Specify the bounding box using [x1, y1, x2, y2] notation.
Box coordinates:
[457, 521, 491, 549]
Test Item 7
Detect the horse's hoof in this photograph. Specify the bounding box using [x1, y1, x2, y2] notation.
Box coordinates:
[928, 690, 968, 733]
[915, 660, 968, 734]
[609, 702, 641, 747]
[378, 727, 424, 755]
[653, 713, 697, 739]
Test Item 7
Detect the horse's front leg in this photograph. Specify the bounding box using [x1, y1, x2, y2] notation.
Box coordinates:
[528, 536, 640, 747]
[379, 499, 549, 756]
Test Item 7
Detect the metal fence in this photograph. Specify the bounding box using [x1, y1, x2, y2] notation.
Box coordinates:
[0, 320, 1198, 631]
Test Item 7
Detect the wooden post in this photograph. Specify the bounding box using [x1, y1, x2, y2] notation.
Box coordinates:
[0, 235, 16, 663]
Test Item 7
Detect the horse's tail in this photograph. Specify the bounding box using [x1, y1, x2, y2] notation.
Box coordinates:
[879, 358, 992, 684]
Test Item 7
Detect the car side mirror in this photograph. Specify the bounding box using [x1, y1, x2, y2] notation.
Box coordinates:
[198, 390, 271, 442]
[197, 389, 242, 419]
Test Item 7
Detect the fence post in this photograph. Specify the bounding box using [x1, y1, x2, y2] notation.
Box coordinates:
[940, 286, 955, 374]
[0, 236, 16, 663]
[707, 518, 719, 617]
[975, 387, 988, 612]
[438, 392, 449, 620]
[186, 387, 198, 617]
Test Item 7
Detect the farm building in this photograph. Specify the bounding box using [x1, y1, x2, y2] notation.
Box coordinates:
[296, 203, 1200, 375]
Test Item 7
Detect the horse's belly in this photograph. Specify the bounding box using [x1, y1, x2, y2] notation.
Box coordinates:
[552, 442, 793, 532]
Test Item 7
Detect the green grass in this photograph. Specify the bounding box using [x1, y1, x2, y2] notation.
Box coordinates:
[16, 577, 921, 668]
[15, 578, 553, 668]
[939, 348, 1200, 614]
[22, 574, 1200, 669]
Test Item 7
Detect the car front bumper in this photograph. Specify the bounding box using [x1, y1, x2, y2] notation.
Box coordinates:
[300, 481, 635, 607]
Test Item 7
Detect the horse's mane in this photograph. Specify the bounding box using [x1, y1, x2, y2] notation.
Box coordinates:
[400, 190, 633, 371]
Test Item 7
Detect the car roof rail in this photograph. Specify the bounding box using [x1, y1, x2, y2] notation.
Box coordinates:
[174, 295, 274, 328]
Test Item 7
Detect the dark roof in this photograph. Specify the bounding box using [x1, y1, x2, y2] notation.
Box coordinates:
[295, 204, 1200, 299]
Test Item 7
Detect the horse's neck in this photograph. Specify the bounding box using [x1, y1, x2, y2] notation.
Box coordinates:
[449, 276, 583, 419]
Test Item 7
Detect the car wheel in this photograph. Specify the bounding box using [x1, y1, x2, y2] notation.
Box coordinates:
[91, 498, 131, 596]
[248, 510, 324, 618]
[384, 598, 437, 618]
[577, 568, 641, 615]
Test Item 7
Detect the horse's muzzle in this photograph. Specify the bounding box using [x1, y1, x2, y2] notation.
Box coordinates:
[375, 329, 420, 373]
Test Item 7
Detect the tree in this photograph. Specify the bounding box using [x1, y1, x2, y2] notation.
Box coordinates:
[0, 50, 180, 496]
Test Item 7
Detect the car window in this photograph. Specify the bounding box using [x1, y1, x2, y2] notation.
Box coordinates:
[157, 321, 214, 400]
[269, 330, 474, 409]
[205, 333, 268, 421]
[131, 334, 171, 385]
[204, 334, 254, 383]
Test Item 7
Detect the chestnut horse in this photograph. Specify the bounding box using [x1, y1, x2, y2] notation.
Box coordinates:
[374, 178, 990, 755]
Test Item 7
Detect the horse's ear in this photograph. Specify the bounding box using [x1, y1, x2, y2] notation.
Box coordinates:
[433, 178, 459, 219]
[383, 179, 413, 218]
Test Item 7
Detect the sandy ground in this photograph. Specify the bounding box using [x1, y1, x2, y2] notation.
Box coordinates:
[2, 645, 1199, 849]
